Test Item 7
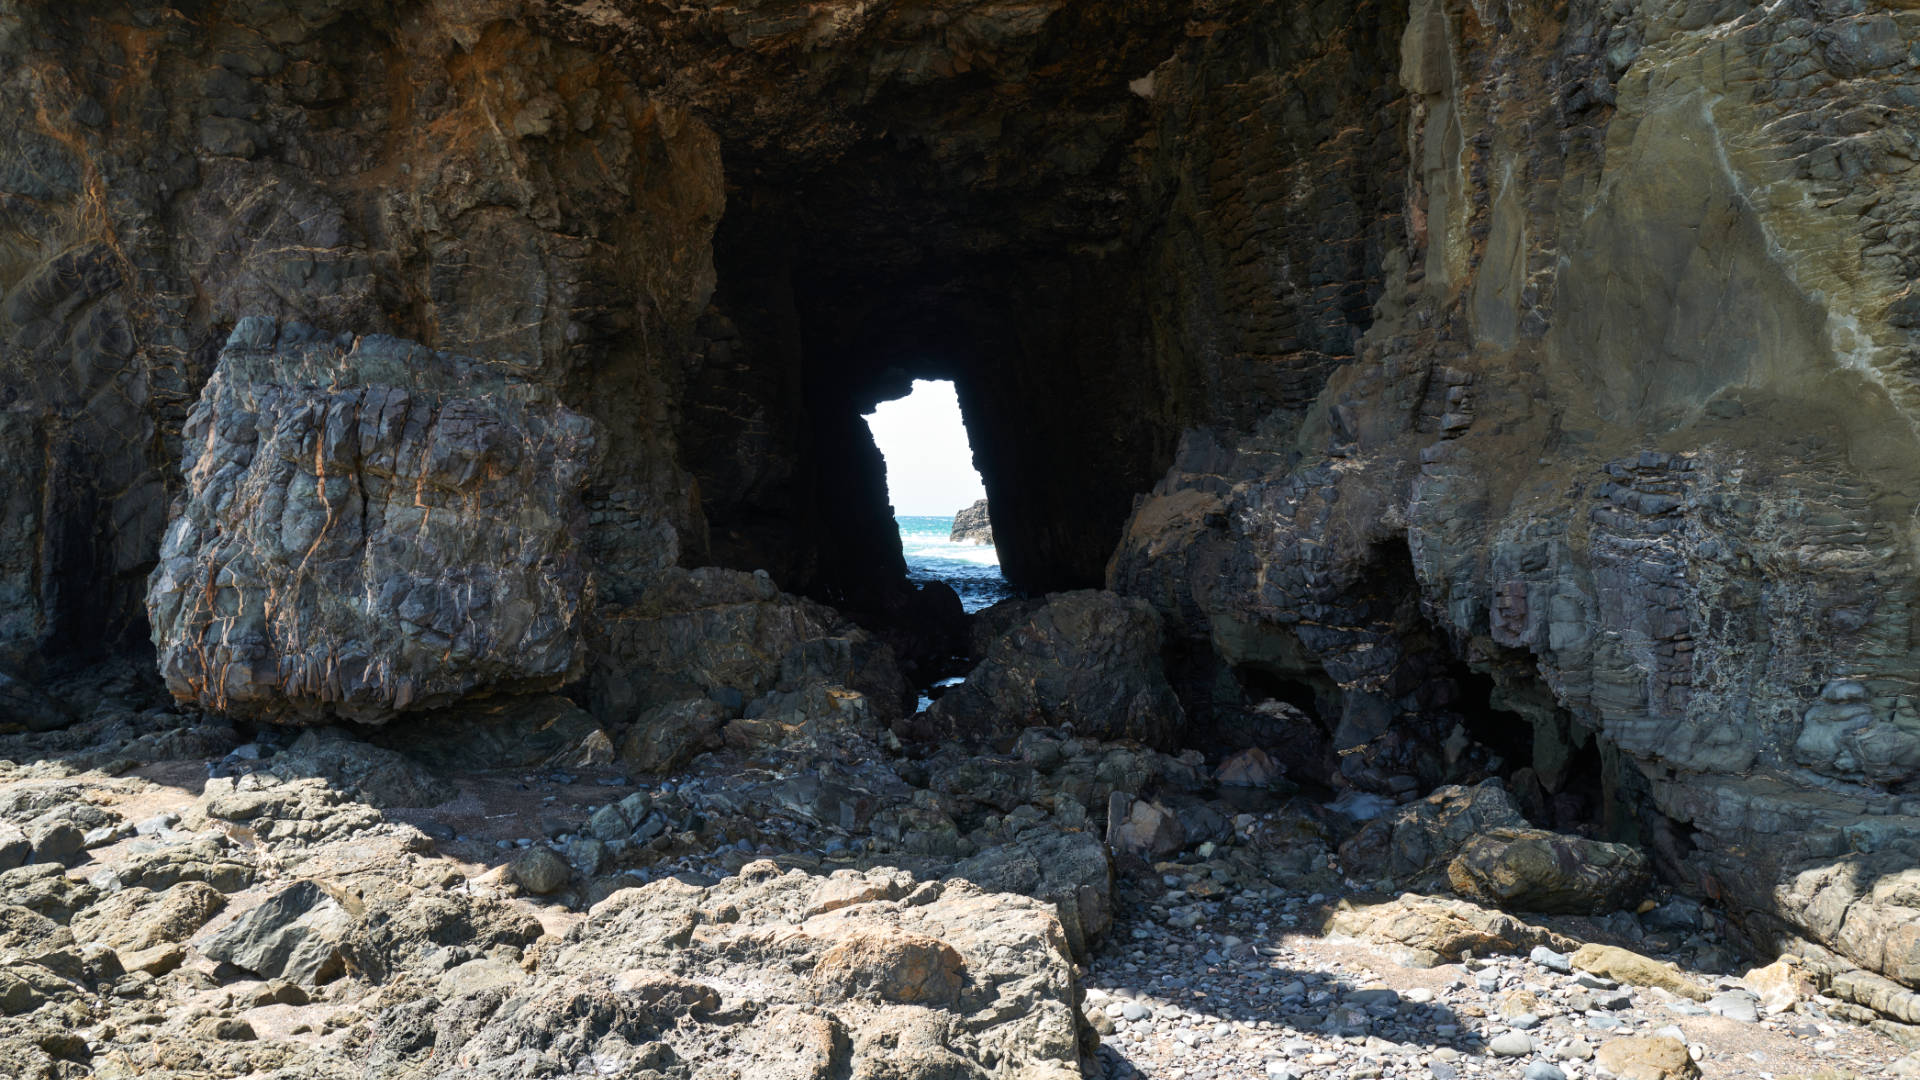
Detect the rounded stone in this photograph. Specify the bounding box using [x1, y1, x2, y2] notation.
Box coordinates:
[510, 847, 572, 894]
[1489, 1031, 1534, 1056]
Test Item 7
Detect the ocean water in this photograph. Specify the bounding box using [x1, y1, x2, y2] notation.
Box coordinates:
[897, 514, 1012, 613]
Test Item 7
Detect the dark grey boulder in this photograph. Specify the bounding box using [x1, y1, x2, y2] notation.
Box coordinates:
[919, 590, 1185, 748]
[201, 880, 354, 987]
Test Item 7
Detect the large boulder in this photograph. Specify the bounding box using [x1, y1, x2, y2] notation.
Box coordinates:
[199, 880, 355, 988]
[950, 826, 1114, 958]
[146, 318, 598, 723]
[1339, 780, 1529, 884]
[920, 590, 1184, 747]
[1448, 828, 1652, 915]
[592, 566, 912, 727]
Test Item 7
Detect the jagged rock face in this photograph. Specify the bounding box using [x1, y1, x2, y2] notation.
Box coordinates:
[1109, 0, 1920, 986]
[146, 318, 597, 722]
[949, 498, 993, 545]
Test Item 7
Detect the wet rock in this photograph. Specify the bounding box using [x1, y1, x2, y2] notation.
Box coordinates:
[201, 880, 355, 987]
[1447, 827, 1652, 914]
[1593, 1035, 1698, 1080]
[509, 847, 571, 894]
[921, 591, 1183, 747]
[146, 319, 600, 723]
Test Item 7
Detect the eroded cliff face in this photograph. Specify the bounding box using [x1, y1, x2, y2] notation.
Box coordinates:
[1112, 0, 1920, 983]
[5, 0, 1920, 989]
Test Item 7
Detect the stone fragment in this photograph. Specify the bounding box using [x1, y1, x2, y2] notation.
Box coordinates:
[1106, 792, 1185, 860]
[1530, 945, 1572, 973]
[949, 498, 992, 544]
[1593, 1036, 1698, 1080]
[1570, 944, 1709, 1002]
[1740, 959, 1815, 1014]
[27, 822, 84, 865]
[951, 826, 1113, 957]
[1322, 894, 1576, 961]
[70, 882, 226, 953]
[1339, 781, 1528, 883]
[0, 825, 28, 871]
[376, 694, 608, 771]
[267, 729, 457, 808]
[1446, 828, 1651, 914]
[593, 567, 911, 728]
[1215, 747, 1282, 787]
[200, 880, 353, 987]
[618, 697, 729, 773]
[1488, 1031, 1533, 1056]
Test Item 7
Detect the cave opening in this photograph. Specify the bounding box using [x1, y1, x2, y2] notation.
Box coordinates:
[863, 379, 1012, 616]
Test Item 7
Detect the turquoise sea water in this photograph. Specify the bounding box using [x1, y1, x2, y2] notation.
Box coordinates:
[896, 514, 1011, 613]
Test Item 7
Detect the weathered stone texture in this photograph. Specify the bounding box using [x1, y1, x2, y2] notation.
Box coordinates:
[147, 318, 597, 722]
[1109, 0, 1920, 986]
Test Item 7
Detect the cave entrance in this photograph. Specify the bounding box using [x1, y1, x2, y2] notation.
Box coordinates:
[863, 379, 1010, 615]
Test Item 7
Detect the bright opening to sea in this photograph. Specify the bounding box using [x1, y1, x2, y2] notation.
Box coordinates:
[865, 380, 1012, 613]
[896, 514, 1010, 613]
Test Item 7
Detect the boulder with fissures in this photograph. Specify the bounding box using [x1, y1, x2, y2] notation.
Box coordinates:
[146, 318, 598, 724]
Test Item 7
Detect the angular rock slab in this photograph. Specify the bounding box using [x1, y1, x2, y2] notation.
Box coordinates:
[200, 879, 354, 988]
[147, 317, 598, 723]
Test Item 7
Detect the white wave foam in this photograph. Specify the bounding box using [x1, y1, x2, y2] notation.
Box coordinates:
[903, 541, 1000, 566]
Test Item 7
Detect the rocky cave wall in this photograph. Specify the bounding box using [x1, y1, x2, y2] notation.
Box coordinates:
[5, 0, 1920, 986]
